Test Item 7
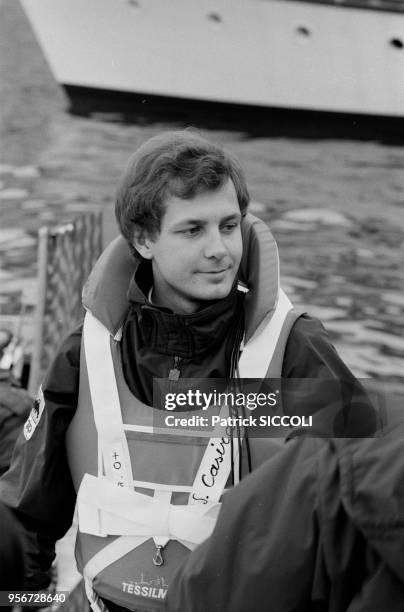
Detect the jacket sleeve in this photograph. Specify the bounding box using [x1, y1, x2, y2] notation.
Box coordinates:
[281, 315, 377, 437]
[282, 314, 354, 380]
[0, 324, 82, 590]
[165, 433, 387, 612]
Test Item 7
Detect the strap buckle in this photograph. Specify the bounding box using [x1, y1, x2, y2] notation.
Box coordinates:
[153, 544, 164, 566]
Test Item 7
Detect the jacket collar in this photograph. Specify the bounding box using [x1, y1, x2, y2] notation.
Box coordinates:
[124, 269, 242, 359]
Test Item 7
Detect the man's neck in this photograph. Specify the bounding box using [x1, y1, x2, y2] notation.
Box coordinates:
[150, 285, 204, 315]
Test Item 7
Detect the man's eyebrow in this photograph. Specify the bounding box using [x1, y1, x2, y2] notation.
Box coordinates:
[172, 218, 206, 227]
[220, 213, 242, 222]
[172, 213, 242, 227]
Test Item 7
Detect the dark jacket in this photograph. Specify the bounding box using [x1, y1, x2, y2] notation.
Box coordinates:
[0, 500, 25, 591]
[165, 398, 404, 612]
[0, 374, 33, 476]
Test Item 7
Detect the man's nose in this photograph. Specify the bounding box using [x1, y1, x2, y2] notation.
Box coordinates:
[203, 229, 228, 259]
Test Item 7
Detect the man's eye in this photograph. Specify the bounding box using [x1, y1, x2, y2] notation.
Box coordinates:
[221, 223, 238, 233]
[181, 227, 201, 236]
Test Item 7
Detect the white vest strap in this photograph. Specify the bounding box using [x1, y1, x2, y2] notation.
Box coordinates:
[84, 537, 148, 612]
[84, 536, 148, 584]
[190, 418, 241, 503]
[78, 474, 219, 546]
[84, 311, 134, 488]
[238, 289, 293, 378]
[84, 578, 109, 612]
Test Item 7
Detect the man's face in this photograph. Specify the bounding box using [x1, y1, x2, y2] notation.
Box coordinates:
[135, 180, 243, 314]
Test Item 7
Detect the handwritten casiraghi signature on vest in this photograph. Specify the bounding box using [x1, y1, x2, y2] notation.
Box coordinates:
[201, 436, 231, 488]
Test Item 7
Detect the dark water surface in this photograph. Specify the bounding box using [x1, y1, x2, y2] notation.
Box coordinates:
[1, 0, 403, 391]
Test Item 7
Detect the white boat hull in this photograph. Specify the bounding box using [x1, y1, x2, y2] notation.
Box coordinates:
[21, 0, 404, 117]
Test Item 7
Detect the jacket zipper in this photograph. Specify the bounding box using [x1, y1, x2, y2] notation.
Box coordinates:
[151, 357, 181, 566]
[168, 355, 181, 381]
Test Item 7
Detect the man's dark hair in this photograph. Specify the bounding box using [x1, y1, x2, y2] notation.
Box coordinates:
[115, 130, 250, 251]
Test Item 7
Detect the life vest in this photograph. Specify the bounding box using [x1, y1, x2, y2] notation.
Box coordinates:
[66, 214, 303, 612]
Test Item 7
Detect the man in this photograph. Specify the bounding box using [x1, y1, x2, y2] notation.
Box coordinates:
[164, 397, 404, 612]
[0, 130, 373, 612]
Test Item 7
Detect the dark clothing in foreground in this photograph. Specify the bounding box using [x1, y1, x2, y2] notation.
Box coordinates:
[0, 500, 24, 590]
[0, 374, 33, 475]
[165, 399, 404, 612]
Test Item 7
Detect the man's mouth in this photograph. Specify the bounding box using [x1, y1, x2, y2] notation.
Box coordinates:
[199, 265, 231, 274]
[199, 266, 230, 274]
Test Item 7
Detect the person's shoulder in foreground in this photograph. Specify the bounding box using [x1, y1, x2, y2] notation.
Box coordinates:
[0, 324, 80, 589]
[164, 396, 404, 612]
[0, 500, 25, 590]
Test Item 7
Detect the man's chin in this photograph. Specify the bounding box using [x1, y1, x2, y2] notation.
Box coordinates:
[196, 282, 233, 302]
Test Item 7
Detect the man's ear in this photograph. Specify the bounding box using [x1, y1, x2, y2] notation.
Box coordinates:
[132, 228, 154, 260]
